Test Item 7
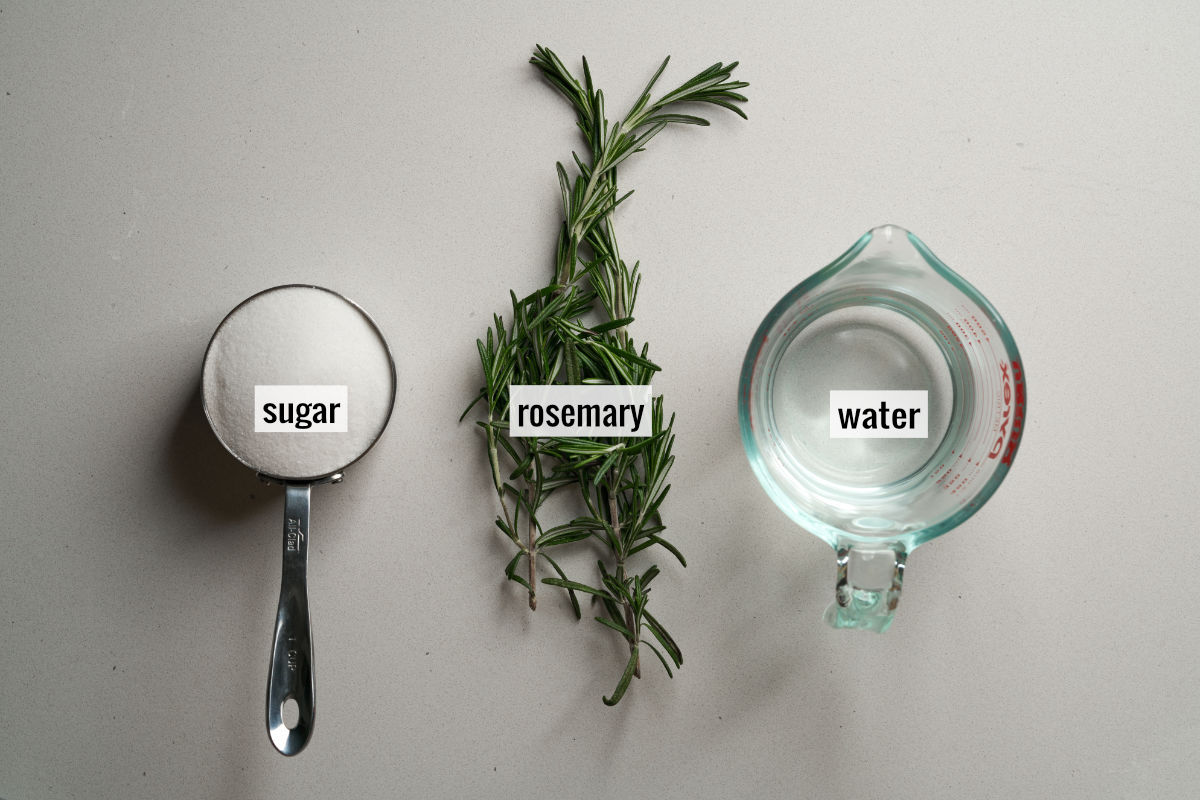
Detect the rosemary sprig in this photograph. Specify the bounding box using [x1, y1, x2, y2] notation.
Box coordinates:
[464, 46, 747, 705]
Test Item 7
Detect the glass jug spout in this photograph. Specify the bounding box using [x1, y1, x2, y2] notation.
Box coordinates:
[823, 542, 907, 632]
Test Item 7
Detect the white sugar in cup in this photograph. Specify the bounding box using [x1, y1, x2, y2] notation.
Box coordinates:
[201, 284, 395, 757]
[202, 284, 396, 480]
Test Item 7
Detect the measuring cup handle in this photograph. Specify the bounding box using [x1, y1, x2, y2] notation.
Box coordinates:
[823, 543, 907, 633]
[267, 483, 316, 755]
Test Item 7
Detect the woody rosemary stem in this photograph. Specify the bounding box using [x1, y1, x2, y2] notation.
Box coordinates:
[527, 484, 537, 610]
[611, 491, 640, 679]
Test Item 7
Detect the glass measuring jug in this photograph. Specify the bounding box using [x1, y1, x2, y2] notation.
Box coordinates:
[738, 225, 1026, 631]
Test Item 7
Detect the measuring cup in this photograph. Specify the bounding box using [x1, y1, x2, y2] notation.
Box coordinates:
[201, 284, 396, 754]
[738, 225, 1025, 631]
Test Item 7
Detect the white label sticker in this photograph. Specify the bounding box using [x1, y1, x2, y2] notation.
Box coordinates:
[509, 385, 652, 437]
[254, 385, 348, 432]
[830, 390, 928, 438]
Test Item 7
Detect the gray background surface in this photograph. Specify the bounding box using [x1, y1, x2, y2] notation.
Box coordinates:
[2, 2, 1198, 798]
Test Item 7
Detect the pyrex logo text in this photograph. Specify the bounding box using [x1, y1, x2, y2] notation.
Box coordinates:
[987, 361, 1025, 465]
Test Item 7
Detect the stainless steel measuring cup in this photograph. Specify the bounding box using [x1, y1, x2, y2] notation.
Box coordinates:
[201, 284, 396, 754]
[739, 226, 1026, 631]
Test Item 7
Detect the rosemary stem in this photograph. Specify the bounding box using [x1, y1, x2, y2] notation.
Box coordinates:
[560, 164, 602, 284]
[527, 483, 538, 610]
[610, 491, 641, 679]
[605, 209, 629, 346]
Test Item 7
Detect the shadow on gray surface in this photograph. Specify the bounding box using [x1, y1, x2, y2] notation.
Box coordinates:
[163, 382, 273, 528]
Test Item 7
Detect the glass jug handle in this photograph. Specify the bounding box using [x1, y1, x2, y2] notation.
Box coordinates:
[823, 542, 907, 632]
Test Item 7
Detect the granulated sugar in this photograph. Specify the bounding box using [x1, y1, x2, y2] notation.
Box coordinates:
[202, 285, 395, 480]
